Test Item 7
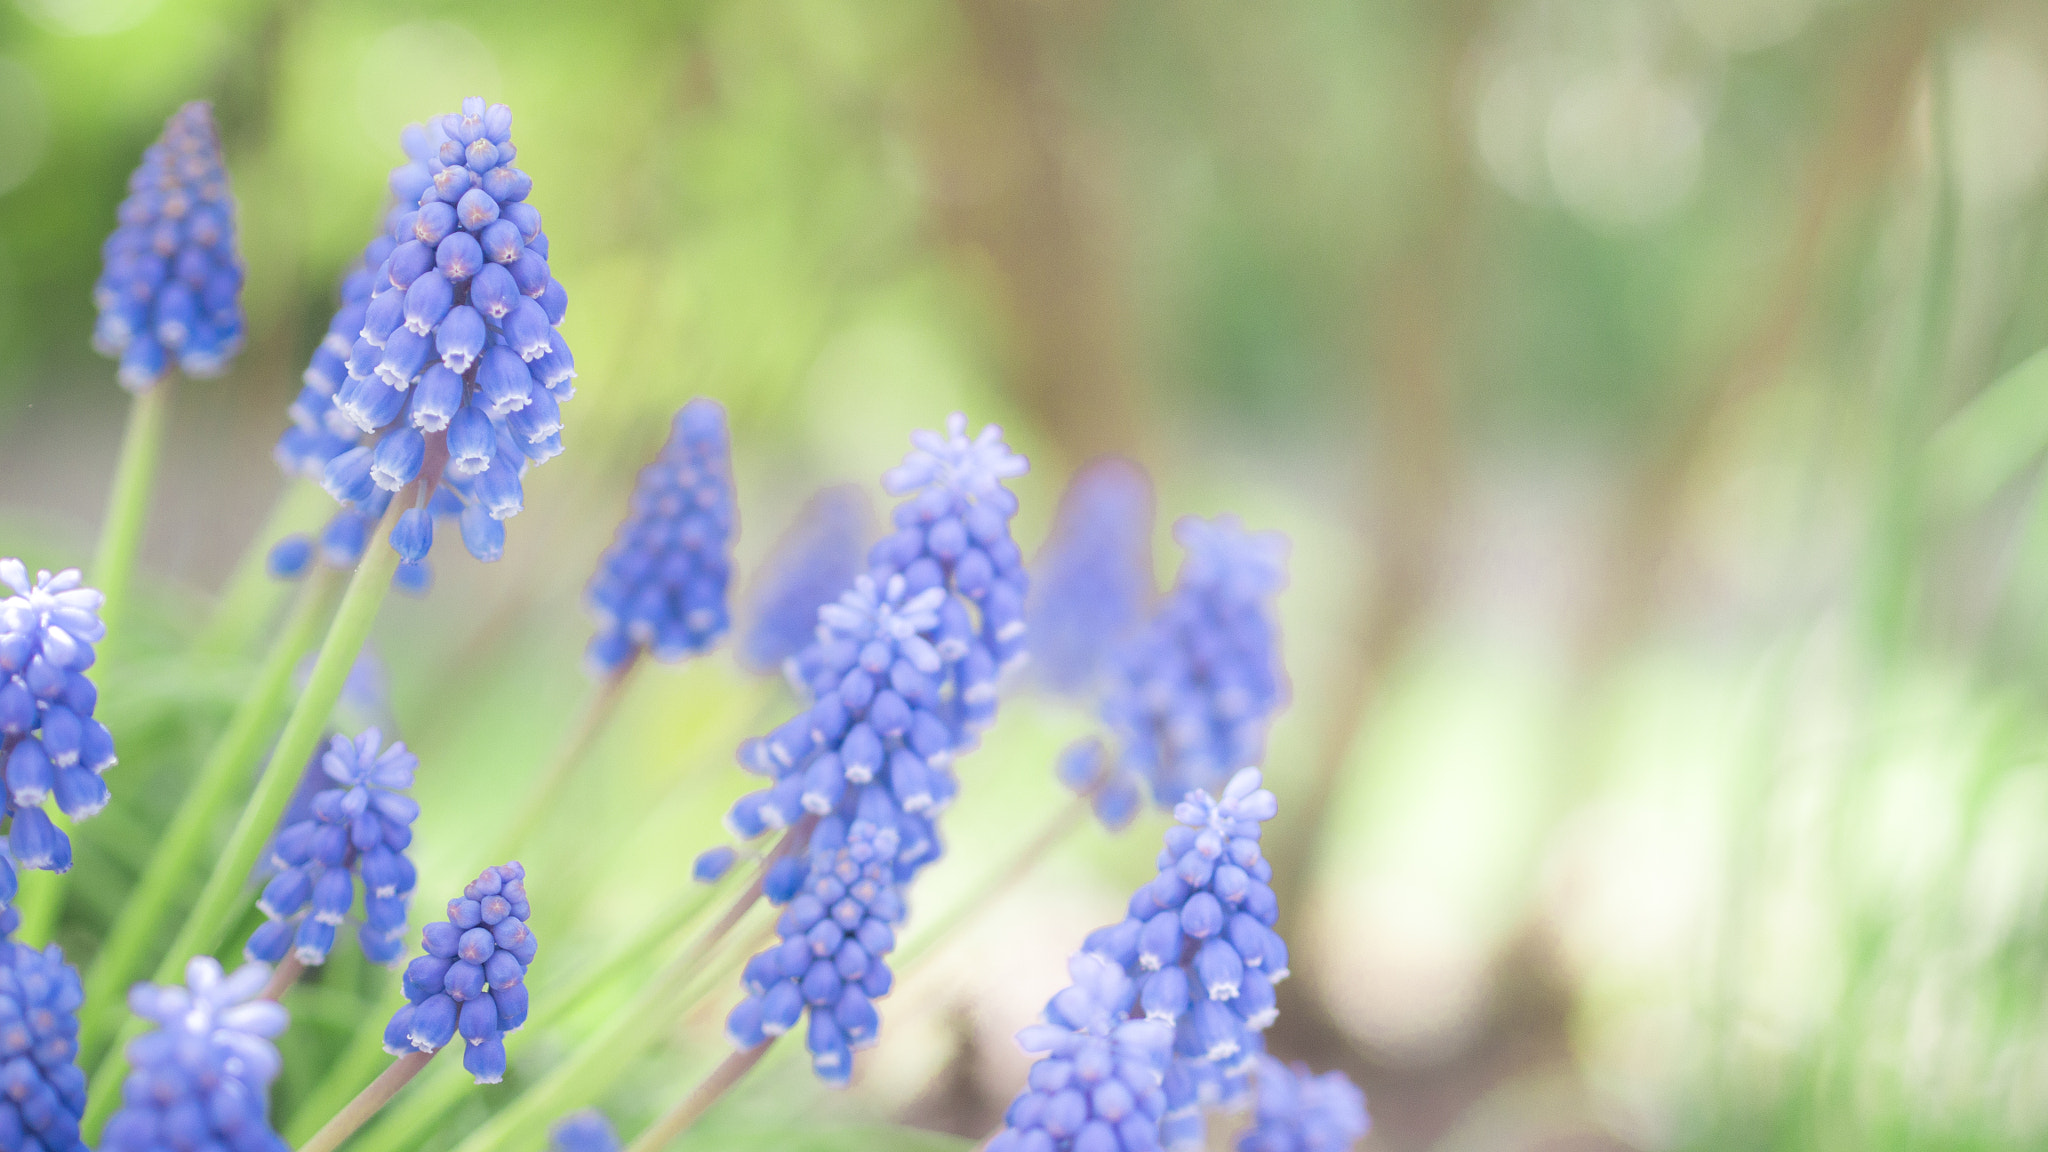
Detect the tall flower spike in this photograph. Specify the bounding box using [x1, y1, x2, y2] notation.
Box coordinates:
[987, 952, 1175, 1152]
[736, 484, 872, 677]
[548, 1110, 619, 1152]
[1080, 768, 1287, 1152]
[93, 102, 245, 390]
[0, 562, 116, 896]
[584, 400, 737, 676]
[278, 97, 575, 567]
[383, 863, 536, 1084]
[245, 729, 419, 968]
[716, 414, 1028, 1084]
[1064, 517, 1287, 825]
[0, 917, 90, 1152]
[101, 958, 289, 1152]
[1234, 1057, 1368, 1152]
[1028, 458, 1155, 698]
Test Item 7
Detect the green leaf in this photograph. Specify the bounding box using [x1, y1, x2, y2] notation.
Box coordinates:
[1929, 346, 2048, 513]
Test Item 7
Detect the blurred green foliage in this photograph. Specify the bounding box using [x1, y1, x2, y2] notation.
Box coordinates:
[14, 0, 2048, 1150]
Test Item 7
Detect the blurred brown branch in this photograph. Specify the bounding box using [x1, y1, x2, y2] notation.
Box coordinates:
[913, 0, 1147, 462]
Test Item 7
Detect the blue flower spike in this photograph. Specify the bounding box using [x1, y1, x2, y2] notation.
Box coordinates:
[384, 862, 536, 1084]
[276, 97, 575, 569]
[0, 561, 116, 898]
[1028, 458, 1155, 698]
[736, 484, 872, 677]
[549, 1110, 619, 1152]
[1235, 1056, 1369, 1152]
[0, 916, 90, 1152]
[101, 957, 290, 1152]
[987, 952, 1176, 1152]
[245, 728, 419, 968]
[93, 102, 245, 390]
[584, 399, 737, 676]
[717, 414, 1029, 1084]
[1067, 517, 1287, 827]
[1081, 767, 1287, 1151]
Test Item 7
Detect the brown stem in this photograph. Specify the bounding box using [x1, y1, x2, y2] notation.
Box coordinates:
[620, 1040, 776, 1152]
[260, 955, 305, 1002]
[493, 656, 643, 858]
[894, 793, 1089, 977]
[297, 1049, 437, 1152]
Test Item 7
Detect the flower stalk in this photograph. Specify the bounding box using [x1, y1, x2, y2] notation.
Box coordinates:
[78, 564, 344, 1064]
[83, 495, 406, 1140]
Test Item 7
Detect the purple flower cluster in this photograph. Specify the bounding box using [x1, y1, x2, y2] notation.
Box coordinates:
[987, 953, 1175, 1152]
[0, 926, 89, 1152]
[384, 863, 536, 1084]
[1027, 459, 1154, 699]
[584, 400, 737, 676]
[0, 563, 115, 896]
[1235, 1057, 1368, 1152]
[276, 97, 574, 570]
[246, 730, 419, 968]
[1060, 518, 1286, 825]
[1081, 769, 1287, 1150]
[93, 102, 244, 391]
[548, 1111, 618, 1152]
[715, 414, 1028, 1083]
[102, 959, 288, 1152]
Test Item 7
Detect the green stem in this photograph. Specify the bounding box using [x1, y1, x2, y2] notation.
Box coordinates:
[92, 382, 171, 647]
[82, 500, 404, 1142]
[199, 482, 339, 658]
[297, 1050, 437, 1152]
[77, 567, 342, 1067]
[620, 1041, 775, 1152]
[492, 656, 642, 859]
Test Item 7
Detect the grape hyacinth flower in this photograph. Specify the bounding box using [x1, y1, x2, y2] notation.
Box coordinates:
[101, 958, 289, 1152]
[93, 102, 245, 390]
[1027, 458, 1154, 698]
[1081, 768, 1287, 1151]
[384, 863, 536, 1084]
[1061, 518, 1286, 825]
[548, 1110, 619, 1152]
[0, 910, 89, 1152]
[736, 484, 871, 677]
[279, 97, 575, 567]
[986, 953, 1174, 1152]
[1234, 1057, 1368, 1152]
[716, 414, 1028, 1083]
[0, 562, 116, 895]
[245, 729, 419, 967]
[584, 400, 737, 676]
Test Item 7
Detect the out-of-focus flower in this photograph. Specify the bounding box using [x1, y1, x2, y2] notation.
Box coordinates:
[1082, 768, 1287, 1150]
[1027, 458, 1154, 699]
[584, 400, 737, 676]
[1065, 518, 1286, 824]
[548, 1111, 618, 1152]
[245, 729, 419, 967]
[1234, 1056, 1369, 1152]
[716, 414, 1028, 1084]
[987, 953, 1174, 1152]
[0, 923, 89, 1152]
[101, 958, 289, 1152]
[279, 98, 575, 567]
[93, 102, 244, 390]
[0, 562, 116, 897]
[384, 863, 536, 1084]
[736, 484, 871, 677]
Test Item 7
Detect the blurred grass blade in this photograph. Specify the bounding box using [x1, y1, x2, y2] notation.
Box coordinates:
[1928, 347, 2048, 514]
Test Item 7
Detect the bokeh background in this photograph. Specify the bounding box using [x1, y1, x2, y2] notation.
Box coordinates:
[7, 0, 2048, 1148]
